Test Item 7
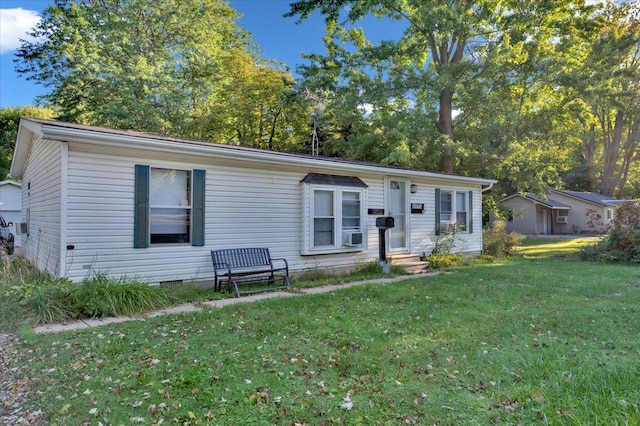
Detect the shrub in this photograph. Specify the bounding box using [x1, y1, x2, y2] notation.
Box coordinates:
[579, 202, 640, 263]
[426, 253, 463, 269]
[482, 220, 524, 257]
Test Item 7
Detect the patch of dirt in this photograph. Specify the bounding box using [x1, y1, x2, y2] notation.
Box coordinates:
[0, 334, 44, 425]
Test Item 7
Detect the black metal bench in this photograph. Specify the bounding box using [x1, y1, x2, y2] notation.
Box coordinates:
[210, 248, 290, 297]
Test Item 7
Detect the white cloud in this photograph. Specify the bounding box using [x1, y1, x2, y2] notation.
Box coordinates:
[0, 8, 41, 54]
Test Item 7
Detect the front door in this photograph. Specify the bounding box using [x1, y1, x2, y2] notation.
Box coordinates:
[388, 179, 408, 252]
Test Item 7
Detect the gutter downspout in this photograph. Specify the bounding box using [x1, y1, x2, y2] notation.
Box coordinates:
[482, 182, 495, 192]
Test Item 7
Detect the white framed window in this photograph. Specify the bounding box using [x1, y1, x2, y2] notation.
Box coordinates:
[134, 165, 205, 248]
[438, 190, 470, 232]
[311, 187, 364, 250]
[150, 168, 191, 244]
[302, 174, 367, 254]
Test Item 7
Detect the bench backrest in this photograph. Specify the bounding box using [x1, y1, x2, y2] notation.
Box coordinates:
[211, 248, 271, 270]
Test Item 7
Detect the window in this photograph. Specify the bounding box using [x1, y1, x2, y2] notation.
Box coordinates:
[150, 168, 191, 244]
[313, 190, 334, 246]
[435, 188, 473, 234]
[134, 165, 205, 248]
[311, 188, 363, 249]
[606, 209, 613, 220]
[302, 173, 367, 254]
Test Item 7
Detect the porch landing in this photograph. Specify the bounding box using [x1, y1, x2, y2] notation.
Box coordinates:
[388, 254, 430, 274]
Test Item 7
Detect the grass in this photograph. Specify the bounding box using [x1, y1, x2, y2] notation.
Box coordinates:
[5, 239, 640, 424]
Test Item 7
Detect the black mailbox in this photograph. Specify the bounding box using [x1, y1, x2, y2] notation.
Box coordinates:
[376, 216, 394, 229]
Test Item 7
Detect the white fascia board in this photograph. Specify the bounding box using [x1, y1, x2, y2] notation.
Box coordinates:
[10, 119, 43, 179]
[0, 180, 21, 187]
[40, 124, 497, 187]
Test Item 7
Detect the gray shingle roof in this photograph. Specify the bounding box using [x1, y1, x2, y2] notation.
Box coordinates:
[524, 193, 571, 209]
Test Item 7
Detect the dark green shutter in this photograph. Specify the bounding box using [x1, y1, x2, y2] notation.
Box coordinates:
[468, 191, 473, 234]
[435, 188, 441, 235]
[192, 169, 206, 246]
[134, 165, 150, 248]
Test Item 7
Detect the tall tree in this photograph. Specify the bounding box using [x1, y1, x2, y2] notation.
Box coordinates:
[14, 0, 311, 150]
[559, 1, 640, 197]
[287, 0, 599, 174]
[0, 106, 56, 180]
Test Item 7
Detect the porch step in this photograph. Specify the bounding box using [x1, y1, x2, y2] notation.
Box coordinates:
[388, 254, 430, 274]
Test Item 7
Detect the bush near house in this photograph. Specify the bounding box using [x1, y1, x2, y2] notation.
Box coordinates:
[0, 258, 177, 331]
[580, 201, 640, 263]
[482, 220, 524, 258]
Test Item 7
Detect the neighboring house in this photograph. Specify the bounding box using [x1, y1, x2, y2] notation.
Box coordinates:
[0, 180, 22, 249]
[10, 118, 495, 285]
[500, 189, 632, 235]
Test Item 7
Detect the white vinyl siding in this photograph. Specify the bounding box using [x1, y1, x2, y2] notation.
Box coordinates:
[20, 137, 63, 275]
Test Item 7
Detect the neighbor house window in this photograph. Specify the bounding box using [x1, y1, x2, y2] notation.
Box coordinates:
[606, 209, 613, 220]
[302, 173, 367, 254]
[435, 188, 473, 234]
[134, 165, 205, 248]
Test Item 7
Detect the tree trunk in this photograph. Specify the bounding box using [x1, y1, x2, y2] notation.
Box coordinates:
[599, 110, 624, 196]
[583, 123, 597, 191]
[438, 88, 455, 174]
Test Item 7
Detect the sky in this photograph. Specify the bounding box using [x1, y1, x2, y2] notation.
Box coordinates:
[0, 0, 337, 108]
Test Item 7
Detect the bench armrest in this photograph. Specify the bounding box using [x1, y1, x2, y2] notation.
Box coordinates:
[270, 257, 289, 272]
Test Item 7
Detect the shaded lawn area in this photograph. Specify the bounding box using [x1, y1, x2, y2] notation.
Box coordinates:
[10, 242, 640, 425]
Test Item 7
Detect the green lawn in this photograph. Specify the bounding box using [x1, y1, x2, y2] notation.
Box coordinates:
[8, 239, 640, 425]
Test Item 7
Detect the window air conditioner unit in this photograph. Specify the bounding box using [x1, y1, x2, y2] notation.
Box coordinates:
[439, 222, 455, 234]
[15, 222, 28, 235]
[556, 216, 568, 224]
[342, 231, 364, 246]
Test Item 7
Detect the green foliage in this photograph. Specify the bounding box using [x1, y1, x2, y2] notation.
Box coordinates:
[580, 202, 640, 263]
[0, 258, 174, 328]
[425, 253, 463, 269]
[0, 106, 55, 179]
[482, 220, 524, 257]
[14, 0, 311, 151]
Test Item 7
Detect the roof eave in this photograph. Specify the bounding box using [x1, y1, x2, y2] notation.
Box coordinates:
[36, 121, 497, 186]
[9, 118, 43, 179]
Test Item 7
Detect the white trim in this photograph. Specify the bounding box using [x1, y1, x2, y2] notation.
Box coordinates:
[0, 180, 21, 188]
[59, 143, 69, 277]
[302, 183, 367, 255]
[386, 177, 410, 253]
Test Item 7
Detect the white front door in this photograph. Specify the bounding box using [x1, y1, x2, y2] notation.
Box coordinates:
[388, 179, 408, 252]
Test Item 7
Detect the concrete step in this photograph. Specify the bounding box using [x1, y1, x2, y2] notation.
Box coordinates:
[388, 254, 429, 274]
[388, 254, 421, 265]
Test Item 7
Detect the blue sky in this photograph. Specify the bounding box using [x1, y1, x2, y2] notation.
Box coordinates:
[0, 0, 335, 108]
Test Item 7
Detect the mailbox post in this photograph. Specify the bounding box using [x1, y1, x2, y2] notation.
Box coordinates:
[375, 216, 395, 265]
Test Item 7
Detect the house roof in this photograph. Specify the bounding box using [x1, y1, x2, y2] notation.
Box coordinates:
[551, 189, 632, 207]
[501, 192, 570, 209]
[11, 118, 497, 188]
[0, 180, 21, 188]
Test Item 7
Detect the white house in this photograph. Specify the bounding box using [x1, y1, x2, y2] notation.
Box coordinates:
[10, 118, 495, 285]
[0, 180, 22, 224]
[500, 189, 633, 234]
[0, 180, 23, 249]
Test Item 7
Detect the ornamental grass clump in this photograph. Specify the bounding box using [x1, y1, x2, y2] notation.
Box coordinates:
[1, 257, 175, 328]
